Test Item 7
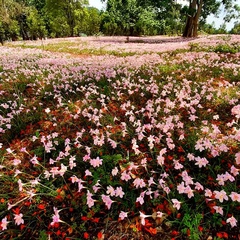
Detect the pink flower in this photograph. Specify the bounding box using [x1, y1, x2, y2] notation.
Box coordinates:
[50, 167, 59, 178]
[17, 179, 24, 192]
[195, 156, 209, 168]
[51, 207, 63, 225]
[101, 194, 114, 210]
[106, 186, 115, 196]
[119, 211, 128, 220]
[184, 185, 194, 198]
[139, 211, 151, 225]
[195, 141, 204, 152]
[172, 199, 181, 210]
[231, 104, 240, 118]
[177, 182, 186, 194]
[115, 186, 125, 198]
[148, 177, 155, 186]
[45, 108, 51, 113]
[214, 190, 228, 203]
[216, 174, 225, 186]
[120, 171, 131, 181]
[204, 189, 213, 198]
[235, 152, 240, 165]
[147, 135, 155, 149]
[230, 165, 239, 176]
[213, 206, 223, 215]
[90, 157, 103, 168]
[133, 178, 146, 188]
[173, 160, 183, 170]
[13, 159, 21, 166]
[136, 196, 144, 205]
[226, 216, 237, 228]
[87, 190, 95, 208]
[92, 180, 101, 193]
[195, 182, 204, 191]
[111, 167, 118, 176]
[83, 154, 90, 162]
[85, 169, 92, 177]
[71, 175, 79, 183]
[14, 169, 22, 177]
[30, 155, 39, 165]
[59, 163, 67, 176]
[229, 192, 240, 202]
[181, 171, 194, 185]
[157, 148, 166, 166]
[223, 172, 235, 182]
[1, 217, 9, 230]
[132, 138, 141, 155]
[189, 114, 198, 121]
[14, 213, 24, 226]
[156, 211, 163, 218]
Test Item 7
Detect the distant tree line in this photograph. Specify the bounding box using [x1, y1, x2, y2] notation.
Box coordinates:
[0, 0, 240, 43]
[0, 0, 101, 42]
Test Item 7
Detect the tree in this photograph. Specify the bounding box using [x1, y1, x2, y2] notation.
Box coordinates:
[26, 7, 47, 39]
[230, 21, 240, 33]
[0, 0, 23, 40]
[73, 7, 101, 35]
[44, 0, 88, 37]
[180, 0, 240, 37]
[102, 0, 239, 37]
[102, 0, 163, 36]
[102, 0, 142, 35]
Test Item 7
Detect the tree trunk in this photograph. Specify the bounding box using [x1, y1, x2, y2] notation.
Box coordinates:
[182, 0, 203, 38]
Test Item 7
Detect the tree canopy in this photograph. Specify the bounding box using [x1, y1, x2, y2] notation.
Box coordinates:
[0, 0, 239, 42]
[102, 0, 240, 37]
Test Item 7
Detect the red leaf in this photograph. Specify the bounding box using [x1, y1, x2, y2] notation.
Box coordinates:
[92, 217, 100, 223]
[198, 226, 203, 232]
[216, 232, 223, 238]
[144, 219, 152, 227]
[81, 216, 89, 221]
[12, 207, 20, 214]
[37, 204, 45, 210]
[171, 230, 179, 236]
[24, 201, 31, 207]
[223, 232, 229, 239]
[83, 232, 89, 239]
[20, 224, 25, 230]
[97, 232, 103, 239]
[145, 227, 157, 235]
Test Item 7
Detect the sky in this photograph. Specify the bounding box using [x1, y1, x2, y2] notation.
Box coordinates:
[89, 0, 106, 10]
[89, 0, 240, 30]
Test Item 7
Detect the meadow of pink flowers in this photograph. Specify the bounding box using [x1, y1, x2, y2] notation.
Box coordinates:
[0, 35, 240, 239]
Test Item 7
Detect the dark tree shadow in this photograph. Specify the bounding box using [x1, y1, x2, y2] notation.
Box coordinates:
[91, 36, 199, 44]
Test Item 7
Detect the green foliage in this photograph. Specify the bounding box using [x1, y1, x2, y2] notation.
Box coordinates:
[0, 0, 239, 38]
[26, 7, 47, 39]
[189, 41, 240, 53]
[0, 0, 102, 40]
[37, 230, 48, 240]
[136, 7, 160, 35]
[180, 213, 203, 239]
[230, 21, 240, 34]
[74, 7, 102, 36]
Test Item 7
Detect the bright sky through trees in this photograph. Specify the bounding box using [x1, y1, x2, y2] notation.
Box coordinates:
[89, 0, 240, 30]
[89, 0, 106, 10]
